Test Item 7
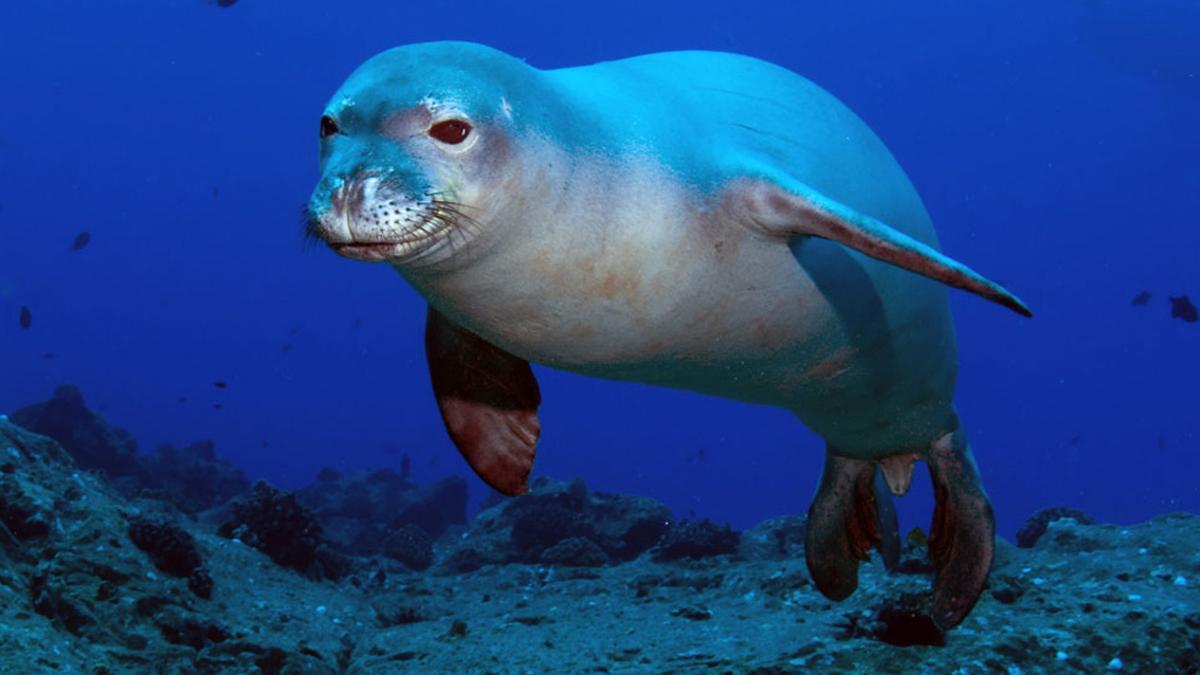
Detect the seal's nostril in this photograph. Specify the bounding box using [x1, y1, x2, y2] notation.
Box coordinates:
[320, 115, 340, 139]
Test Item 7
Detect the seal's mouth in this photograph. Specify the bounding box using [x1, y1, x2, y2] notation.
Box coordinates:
[306, 177, 478, 265]
[328, 241, 408, 262]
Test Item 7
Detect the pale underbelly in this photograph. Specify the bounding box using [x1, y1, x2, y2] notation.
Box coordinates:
[523, 259, 960, 455]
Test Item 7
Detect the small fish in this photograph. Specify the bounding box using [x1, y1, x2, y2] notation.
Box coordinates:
[906, 527, 928, 548]
[1130, 290, 1151, 306]
[400, 453, 412, 480]
[1169, 295, 1198, 323]
[213, 0, 237, 7]
[281, 342, 293, 353]
[212, 403, 222, 410]
[1068, 434, 1082, 446]
[1157, 436, 1168, 450]
[213, 381, 228, 389]
[70, 231, 91, 251]
[260, 440, 269, 448]
[212, 185, 220, 200]
[41, 352, 56, 359]
[19, 305, 31, 329]
[178, 396, 188, 404]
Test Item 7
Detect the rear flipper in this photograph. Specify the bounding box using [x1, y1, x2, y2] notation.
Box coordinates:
[927, 425, 994, 630]
[805, 452, 901, 601]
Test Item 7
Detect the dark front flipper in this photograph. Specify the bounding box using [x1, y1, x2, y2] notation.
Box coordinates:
[806, 452, 901, 599]
[927, 426, 994, 630]
[425, 306, 541, 496]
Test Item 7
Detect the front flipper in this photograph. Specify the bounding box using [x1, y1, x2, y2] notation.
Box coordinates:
[425, 306, 541, 496]
[927, 424, 994, 630]
[740, 177, 1032, 317]
[805, 452, 901, 600]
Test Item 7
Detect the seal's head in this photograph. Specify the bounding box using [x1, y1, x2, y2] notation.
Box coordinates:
[306, 42, 541, 268]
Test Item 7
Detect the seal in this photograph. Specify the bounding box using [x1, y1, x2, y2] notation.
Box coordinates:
[306, 41, 1032, 629]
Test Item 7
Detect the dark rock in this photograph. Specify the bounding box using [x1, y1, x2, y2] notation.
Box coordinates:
[758, 571, 810, 599]
[0, 419, 76, 467]
[671, 606, 713, 621]
[586, 491, 671, 561]
[382, 524, 434, 571]
[436, 477, 674, 571]
[0, 475, 52, 540]
[296, 470, 467, 557]
[989, 573, 1028, 604]
[396, 476, 468, 537]
[10, 385, 142, 478]
[126, 516, 203, 579]
[447, 619, 468, 638]
[9, 386, 249, 516]
[739, 514, 805, 561]
[1017, 506, 1095, 548]
[256, 647, 288, 675]
[540, 536, 609, 567]
[1034, 518, 1108, 554]
[156, 610, 228, 650]
[30, 571, 96, 635]
[315, 545, 354, 580]
[440, 546, 487, 574]
[218, 482, 332, 577]
[510, 503, 592, 559]
[139, 440, 250, 514]
[871, 592, 946, 647]
[187, 569, 214, 599]
[653, 519, 740, 561]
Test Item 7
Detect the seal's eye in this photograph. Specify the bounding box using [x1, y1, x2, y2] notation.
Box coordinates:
[429, 119, 472, 145]
[319, 115, 340, 139]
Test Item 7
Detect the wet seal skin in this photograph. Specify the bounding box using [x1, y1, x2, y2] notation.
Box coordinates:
[306, 41, 1031, 630]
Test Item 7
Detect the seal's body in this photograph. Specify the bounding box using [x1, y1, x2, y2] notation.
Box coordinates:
[308, 42, 1031, 629]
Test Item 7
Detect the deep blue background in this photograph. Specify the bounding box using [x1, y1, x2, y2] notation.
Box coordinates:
[2, 0, 1197, 539]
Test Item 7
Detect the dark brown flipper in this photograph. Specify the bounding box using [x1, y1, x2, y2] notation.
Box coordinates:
[425, 306, 541, 496]
[805, 452, 900, 599]
[927, 423, 995, 630]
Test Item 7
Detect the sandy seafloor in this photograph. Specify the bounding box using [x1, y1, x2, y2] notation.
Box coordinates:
[0, 393, 1197, 674]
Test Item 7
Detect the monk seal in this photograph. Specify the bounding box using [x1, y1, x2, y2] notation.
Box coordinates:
[305, 41, 1031, 629]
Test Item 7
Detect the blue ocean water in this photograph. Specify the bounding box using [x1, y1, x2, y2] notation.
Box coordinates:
[1, 0, 1197, 546]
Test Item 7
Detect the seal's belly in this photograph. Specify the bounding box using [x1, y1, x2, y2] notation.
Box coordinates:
[419, 163, 958, 453]
[462, 210, 949, 441]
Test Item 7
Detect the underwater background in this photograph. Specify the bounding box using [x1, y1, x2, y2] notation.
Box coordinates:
[3, 0, 1199, 547]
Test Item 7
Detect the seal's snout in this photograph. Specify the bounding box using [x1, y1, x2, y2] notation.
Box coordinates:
[325, 175, 370, 243]
[308, 172, 463, 264]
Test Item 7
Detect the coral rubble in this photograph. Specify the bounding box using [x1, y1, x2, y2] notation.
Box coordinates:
[1, 415, 1197, 673]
